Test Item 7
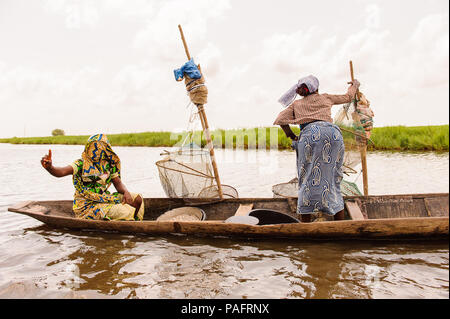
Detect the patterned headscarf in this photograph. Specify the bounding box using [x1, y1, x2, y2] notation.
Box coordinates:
[278, 75, 320, 108]
[81, 134, 121, 183]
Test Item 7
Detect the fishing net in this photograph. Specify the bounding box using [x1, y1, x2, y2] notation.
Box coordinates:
[272, 177, 362, 198]
[334, 91, 374, 193]
[272, 178, 299, 198]
[272, 91, 374, 198]
[340, 179, 363, 196]
[334, 91, 374, 153]
[156, 145, 238, 199]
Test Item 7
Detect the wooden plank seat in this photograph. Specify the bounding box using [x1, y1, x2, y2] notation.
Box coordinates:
[234, 203, 254, 216]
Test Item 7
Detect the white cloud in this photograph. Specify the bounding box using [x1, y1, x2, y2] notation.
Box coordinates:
[197, 42, 223, 78]
[132, 0, 231, 61]
[365, 4, 381, 29]
[100, 0, 154, 17]
[389, 13, 449, 91]
[44, 0, 100, 29]
[0, 64, 99, 102]
[220, 7, 448, 128]
[0, 0, 448, 137]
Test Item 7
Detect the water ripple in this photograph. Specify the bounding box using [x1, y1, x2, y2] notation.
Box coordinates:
[0, 144, 448, 298]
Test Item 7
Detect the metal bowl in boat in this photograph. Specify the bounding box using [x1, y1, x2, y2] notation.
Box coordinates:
[156, 207, 206, 222]
[248, 209, 300, 225]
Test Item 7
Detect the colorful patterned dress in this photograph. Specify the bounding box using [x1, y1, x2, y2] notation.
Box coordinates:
[70, 134, 123, 220]
[274, 79, 357, 216]
[293, 122, 345, 216]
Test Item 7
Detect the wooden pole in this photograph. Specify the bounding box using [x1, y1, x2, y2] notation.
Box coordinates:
[178, 25, 191, 60]
[178, 24, 224, 199]
[350, 60, 369, 196]
[359, 142, 369, 196]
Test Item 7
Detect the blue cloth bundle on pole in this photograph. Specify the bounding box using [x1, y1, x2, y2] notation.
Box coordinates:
[173, 58, 202, 81]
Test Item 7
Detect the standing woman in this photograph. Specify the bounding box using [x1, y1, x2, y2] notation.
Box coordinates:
[274, 75, 360, 222]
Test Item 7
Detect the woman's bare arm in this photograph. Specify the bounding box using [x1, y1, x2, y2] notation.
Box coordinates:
[41, 149, 73, 177]
[112, 176, 129, 195]
[280, 125, 298, 141]
[112, 177, 143, 217]
[112, 176, 134, 206]
[323, 80, 360, 105]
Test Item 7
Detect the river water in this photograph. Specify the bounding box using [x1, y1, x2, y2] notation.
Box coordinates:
[0, 143, 448, 299]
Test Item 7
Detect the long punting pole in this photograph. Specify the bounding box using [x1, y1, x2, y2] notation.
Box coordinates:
[350, 60, 369, 196]
[178, 24, 224, 199]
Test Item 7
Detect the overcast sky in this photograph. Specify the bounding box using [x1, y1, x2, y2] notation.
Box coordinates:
[0, 0, 448, 138]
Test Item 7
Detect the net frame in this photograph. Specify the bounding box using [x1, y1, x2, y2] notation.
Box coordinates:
[272, 177, 362, 198]
[156, 148, 214, 198]
[156, 146, 239, 199]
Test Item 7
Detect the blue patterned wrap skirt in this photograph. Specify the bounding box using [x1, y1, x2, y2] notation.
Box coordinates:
[293, 121, 345, 215]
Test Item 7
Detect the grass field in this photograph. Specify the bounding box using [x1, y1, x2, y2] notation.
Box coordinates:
[368, 125, 449, 151]
[1, 125, 448, 152]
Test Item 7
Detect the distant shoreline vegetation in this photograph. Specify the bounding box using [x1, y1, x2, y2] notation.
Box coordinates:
[0, 125, 448, 152]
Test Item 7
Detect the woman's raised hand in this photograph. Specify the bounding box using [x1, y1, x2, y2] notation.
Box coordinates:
[41, 149, 52, 170]
[40, 151, 73, 177]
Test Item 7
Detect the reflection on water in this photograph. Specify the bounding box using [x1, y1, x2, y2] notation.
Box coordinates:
[0, 144, 448, 298]
[1, 225, 447, 299]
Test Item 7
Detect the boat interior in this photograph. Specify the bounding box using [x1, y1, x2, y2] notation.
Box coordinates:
[16, 193, 449, 224]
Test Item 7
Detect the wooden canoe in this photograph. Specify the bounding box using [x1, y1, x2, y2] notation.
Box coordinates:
[8, 193, 449, 240]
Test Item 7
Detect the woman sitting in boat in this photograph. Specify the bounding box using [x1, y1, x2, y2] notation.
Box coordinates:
[40, 134, 144, 221]
[274, 75, 360, 222]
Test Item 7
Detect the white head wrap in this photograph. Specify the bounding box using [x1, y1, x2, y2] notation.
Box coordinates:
[278, 75, 319, 108]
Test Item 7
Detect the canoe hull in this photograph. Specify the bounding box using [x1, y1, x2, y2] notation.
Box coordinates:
[8, 196, 449, 240]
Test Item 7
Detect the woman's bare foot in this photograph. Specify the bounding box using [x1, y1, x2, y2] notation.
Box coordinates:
[300, 214, 312, 223]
